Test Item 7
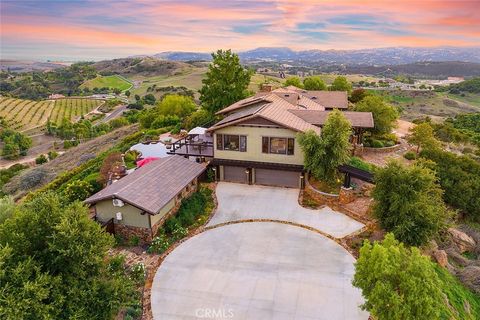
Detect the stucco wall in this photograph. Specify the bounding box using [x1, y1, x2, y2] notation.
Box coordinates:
[95, 200, 150, 228]
[150, 198, 175, 226]
[214, 126, 304, 165]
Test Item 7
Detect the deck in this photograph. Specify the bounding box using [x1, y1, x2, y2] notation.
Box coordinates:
[167, 134, 214, 158]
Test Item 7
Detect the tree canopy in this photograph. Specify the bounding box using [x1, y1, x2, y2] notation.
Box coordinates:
[354, 96, 399, 134]
[0, 193, 133, 319]
[372, 160, 448, 246]
[329, 76, 352, 93]
[199, 49, 252, 114]
[0, 129, 32, 160]
[298, 109, 352, 182]
[420, 147, 480, 221]
[284, 76, 304, 88]
[407, 122, 441, 154]
[353, 233, 445, 320]
[139, 94, 196, 129]
[303, 76, 327, 90]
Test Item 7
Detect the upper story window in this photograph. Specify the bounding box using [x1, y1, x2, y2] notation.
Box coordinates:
[216, 134, 247, 152]
[262, 137, 294, 155]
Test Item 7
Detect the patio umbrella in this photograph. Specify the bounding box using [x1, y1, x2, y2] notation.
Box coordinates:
[136, 157, 160, 168]
[188, 127, 206, 135]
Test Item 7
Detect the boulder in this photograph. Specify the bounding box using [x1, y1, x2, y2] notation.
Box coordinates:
[459, 266, 480, 294]
[432, 249, 449, 268]
[448, 228, 476, 253]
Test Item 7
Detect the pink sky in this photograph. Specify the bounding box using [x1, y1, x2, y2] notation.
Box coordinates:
[1, 0, 479, 60]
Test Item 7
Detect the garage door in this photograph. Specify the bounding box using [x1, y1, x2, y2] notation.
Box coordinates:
[223, 166, 247, 184]
[255, 169, 300, 188]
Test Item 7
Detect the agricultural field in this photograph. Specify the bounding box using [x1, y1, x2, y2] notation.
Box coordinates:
[370, 90, 480, 122]
[0, 97, 103, 132]
[50, 98, 103, 124]
[80, 75, 132, 91]
[129, 65, 207, 99]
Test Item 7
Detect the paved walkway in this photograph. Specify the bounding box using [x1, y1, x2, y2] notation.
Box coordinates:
[151, 222, 368, 320]
[208, 183, 364, 238]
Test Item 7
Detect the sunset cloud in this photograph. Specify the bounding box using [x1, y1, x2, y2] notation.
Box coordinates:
[0, 0, 478, 60]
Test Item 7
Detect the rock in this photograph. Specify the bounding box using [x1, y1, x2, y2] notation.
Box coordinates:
[459, 266, 480, 294]
[448, 228, 476, 253]
[432, 249, 449, 268]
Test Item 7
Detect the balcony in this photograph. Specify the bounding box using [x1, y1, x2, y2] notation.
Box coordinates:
[167, 133, 214, 158]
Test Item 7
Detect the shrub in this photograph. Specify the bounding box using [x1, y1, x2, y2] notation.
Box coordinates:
[84, 172, 102, 193]
[373, 160, 449, 246]
[171, 225, 188, 242]
[148, 233, 170, 254]
[63, 180, 94, 202]
[129, 235, 140, 246]
[420, 147, 480, 221]
[349, 157, 376, 172]
[109, 117, 129, 129]
[404, 151, 417, 160]
[164, 218, 179, 234]
[48, 151, 59, 160]
[130, 262, 146, 284]
[35, 154, 48, 165]
[383, 140, 395, 147]
[371, 139, 384, 148]
[108, 255, 126, 273]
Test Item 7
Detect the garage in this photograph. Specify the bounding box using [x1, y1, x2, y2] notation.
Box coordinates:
[223, 166, 247, 184]
[255, 168, 300, 188]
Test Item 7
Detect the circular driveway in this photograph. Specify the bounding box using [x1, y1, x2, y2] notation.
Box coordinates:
[151, 222, 368, 320]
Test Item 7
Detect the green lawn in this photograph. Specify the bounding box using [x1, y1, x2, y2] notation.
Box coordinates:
[81, 75, 132, 91]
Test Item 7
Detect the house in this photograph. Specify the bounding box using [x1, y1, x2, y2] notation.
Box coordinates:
[207, 86, 373, 188]
[85, 155, 206, 242]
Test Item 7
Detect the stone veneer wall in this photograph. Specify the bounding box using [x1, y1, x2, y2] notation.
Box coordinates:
[113, 183, 199, 244]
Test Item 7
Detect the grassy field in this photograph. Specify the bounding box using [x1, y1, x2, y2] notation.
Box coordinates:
[80, 75, 132, 91]
[0, 97, 103, 132]
[128, 67, 377, 101]
[370, 90, 480, 122]
[129, 65, 207, 99]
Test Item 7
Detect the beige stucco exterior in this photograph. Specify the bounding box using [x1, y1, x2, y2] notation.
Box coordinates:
[213, 125, 304, 165]
[95, 200, 150, 228]
[95, 197, 177, 229]
[150, 198, 175, 226]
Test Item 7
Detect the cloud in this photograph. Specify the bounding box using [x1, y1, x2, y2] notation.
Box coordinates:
[1, 0, 478, 60]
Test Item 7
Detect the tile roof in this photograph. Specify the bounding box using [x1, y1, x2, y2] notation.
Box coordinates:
[209, 86, 366, 134]
[289, 110, 374, 128]
[84, 156, 206, 214]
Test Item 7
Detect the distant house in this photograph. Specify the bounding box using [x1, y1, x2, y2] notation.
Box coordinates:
[168, 86, 374, 188]
[48, 94, 65, 99]
[85, 156, 206, 243]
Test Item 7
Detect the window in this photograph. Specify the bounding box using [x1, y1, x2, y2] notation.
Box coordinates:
[216, 134, 246, 152]
[262, 137, 295, 155]
[216, 134, 223, 150]
[270, 137, 287, 154]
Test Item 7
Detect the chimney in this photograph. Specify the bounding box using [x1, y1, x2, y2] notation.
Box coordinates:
[260, 84, 273, 92]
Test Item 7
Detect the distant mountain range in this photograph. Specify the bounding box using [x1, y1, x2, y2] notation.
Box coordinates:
[155, 47, 480, 65]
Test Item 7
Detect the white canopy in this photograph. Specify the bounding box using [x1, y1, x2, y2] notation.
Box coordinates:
[188, 127, 207, 135]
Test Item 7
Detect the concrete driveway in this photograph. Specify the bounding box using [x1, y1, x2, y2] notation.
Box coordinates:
[151, 222, 368, 320]
[208, 183, 364, 238]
